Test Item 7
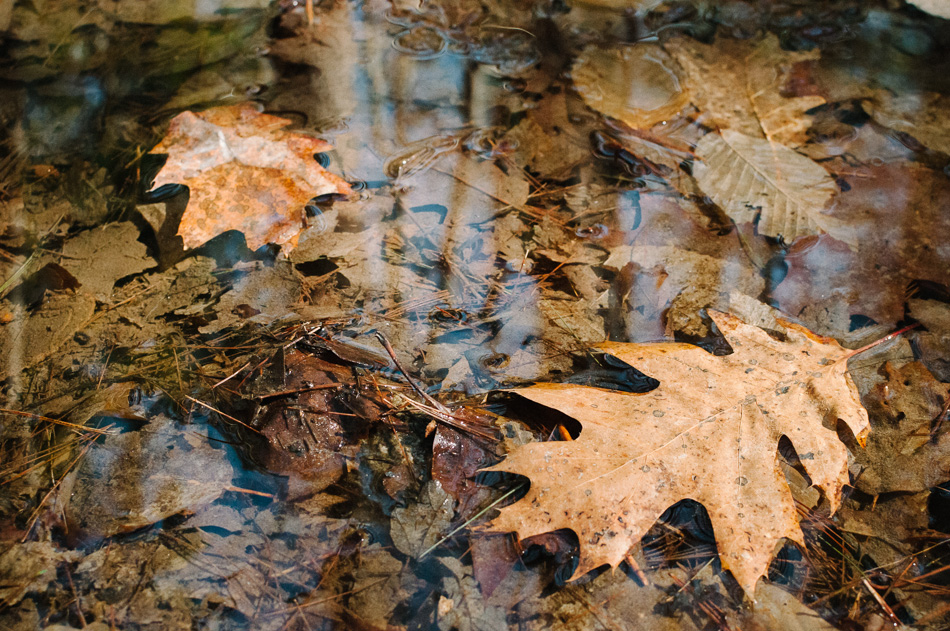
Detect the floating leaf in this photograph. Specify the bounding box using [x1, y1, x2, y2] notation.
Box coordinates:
[483, 312, 869, 595]
[149, 103, 352, 250]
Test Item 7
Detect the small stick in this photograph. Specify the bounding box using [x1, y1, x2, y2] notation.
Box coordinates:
[419, 483, 525, 558]
[624, 552, 650, 586]
[185, 396, 261, 434]
[64, 566, 87, 628]
[253, 384, 342, 400]
[0, 409, 111, 434]
[224, 485, 275, 499]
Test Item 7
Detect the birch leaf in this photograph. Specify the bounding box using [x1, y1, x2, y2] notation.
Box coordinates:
[693, 130, 847, 245]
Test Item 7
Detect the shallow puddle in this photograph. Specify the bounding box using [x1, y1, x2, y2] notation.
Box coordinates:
[2, 1, 950, 630]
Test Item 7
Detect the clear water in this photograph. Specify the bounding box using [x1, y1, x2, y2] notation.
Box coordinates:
[2, 1, 950, 630]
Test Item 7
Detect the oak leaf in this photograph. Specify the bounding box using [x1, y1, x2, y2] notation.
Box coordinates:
[483, 311, 870, 596]
[149, 103, 351, 250]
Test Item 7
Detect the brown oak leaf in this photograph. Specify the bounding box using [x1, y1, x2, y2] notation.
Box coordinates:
[483, 311, 870, 596]
[149, 103, 352, 250]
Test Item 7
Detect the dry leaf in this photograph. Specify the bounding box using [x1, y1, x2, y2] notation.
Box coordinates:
[693, 130, 846, 244]
[572, 43, 689, 129]
[907, 0, 950, 18]
[483, 311, 869, 596]
[149, 103, 352, 250]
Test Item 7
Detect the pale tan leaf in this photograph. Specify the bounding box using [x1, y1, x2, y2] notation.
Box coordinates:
[907, 0, 950, 18]
[571, 43, 689, 129]
[693, 130, 846, 244]
[665, 34, 824, 146]
[483, 312, 869, 596]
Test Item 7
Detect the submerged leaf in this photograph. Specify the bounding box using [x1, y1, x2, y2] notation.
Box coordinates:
[390, 480, 454, 557]
[694, 130, 844, 244]
[572, 43, 689, 130]
[865, 90, 950, 156]
[665, 34, 824, 146]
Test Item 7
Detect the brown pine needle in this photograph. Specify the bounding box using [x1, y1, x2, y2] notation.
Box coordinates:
[185, 396, 262, 434]
[846, 323, 919, 359]
[0, 408, 112, 434]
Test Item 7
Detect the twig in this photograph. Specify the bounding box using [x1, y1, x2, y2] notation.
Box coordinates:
[374, 332, 448, 413]
[846, 323, 919, 359]
[253, 384, 342, 400]
[0, 408, 111, 434]
[0, 251, 37, 299]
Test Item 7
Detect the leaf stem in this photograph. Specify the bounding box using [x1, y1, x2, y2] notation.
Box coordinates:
[845, 323, 919, 359]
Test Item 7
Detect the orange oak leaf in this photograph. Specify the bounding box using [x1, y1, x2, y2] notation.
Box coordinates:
[149, 103, 351, 250]
[483, 311, 870, 596]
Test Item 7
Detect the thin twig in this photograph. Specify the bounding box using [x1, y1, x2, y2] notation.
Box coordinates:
[374, 332, 447, 412]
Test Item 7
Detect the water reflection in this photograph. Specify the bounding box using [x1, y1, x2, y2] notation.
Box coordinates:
[3, 0, 950, 629]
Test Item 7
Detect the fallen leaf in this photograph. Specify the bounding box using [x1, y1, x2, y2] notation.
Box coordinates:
[348, 545, 411, 629]
[39, 222, 154, 298]
[604, 244, 764, 338]
[149, 103, 352, 250]
[65, 417, 234, 543]
[664, 34, 824, 146]
[437, 557, 508, 631]
[197, 261, 301, 334]
[0, 542, 80, 607]
[909, 299, 950, 382]
[0, 292, 96, 381]
[865, 89, 950, 156]
[503, 117, 587, 181]
[483, 311, 870, 596]
[750, 583, 839, 631]
[391, 481, 454, 557]
[693, 130, 846, 244]
[571, 43, 689, 130]
[907, 0, 950, 19]
[432, 426, 494, 515]
[852, 362, 950, 495]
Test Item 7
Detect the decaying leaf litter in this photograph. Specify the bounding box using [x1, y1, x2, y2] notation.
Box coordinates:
[2, 1, 950, 630]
